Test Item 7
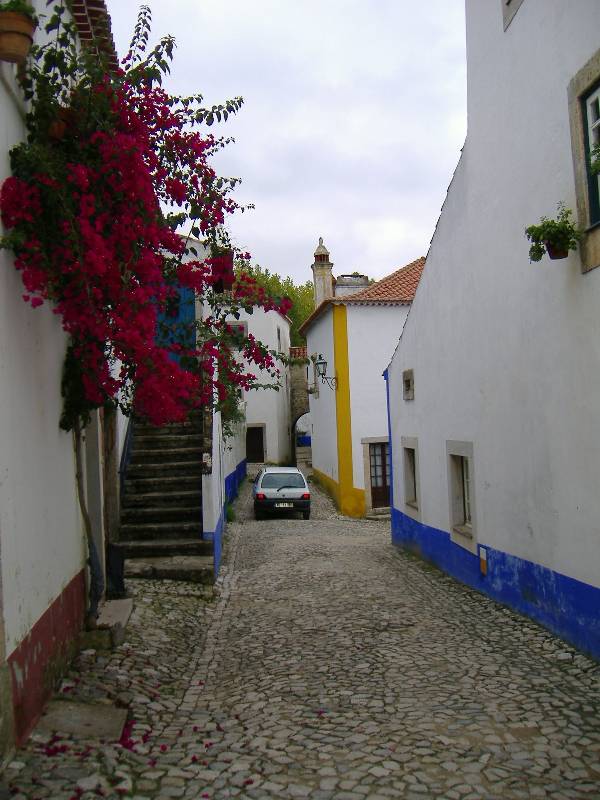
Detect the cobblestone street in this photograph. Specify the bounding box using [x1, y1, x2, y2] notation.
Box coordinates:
[3, 477, 600, 799]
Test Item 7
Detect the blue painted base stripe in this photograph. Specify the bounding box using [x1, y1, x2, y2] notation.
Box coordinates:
[225, 458, 247, 503]
[392, 507, 600, 661]
[206, 459, 247, 576]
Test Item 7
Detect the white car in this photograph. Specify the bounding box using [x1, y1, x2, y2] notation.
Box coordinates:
[253, 467, 311, 520]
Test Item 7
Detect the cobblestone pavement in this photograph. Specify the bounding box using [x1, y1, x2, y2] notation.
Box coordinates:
[3, 475, 600, 799]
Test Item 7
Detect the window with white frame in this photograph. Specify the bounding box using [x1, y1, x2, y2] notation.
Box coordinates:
[584, 83, 600, 227]
[568, 48, 600, 272]
[447, 440, 477, 552]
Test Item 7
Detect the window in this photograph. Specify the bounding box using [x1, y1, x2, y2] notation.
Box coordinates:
[452, 456, 472, 529]
[502, 0, 525, 30]
[401, 436, 420, 518]
[226, 321, 248, 349]
[583, 84, 600, 227]
[568, 48, 600, 272]
[404, 448, 417, 506]
[447, 440, 477, 552]
[402, 369, 414, 401]
[260, 472, 306, 490]
[277, 326, 282, 352]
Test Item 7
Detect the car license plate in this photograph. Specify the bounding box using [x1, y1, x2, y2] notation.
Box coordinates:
[275, 502, 293, 508]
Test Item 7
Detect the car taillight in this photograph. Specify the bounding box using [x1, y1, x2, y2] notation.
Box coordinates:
[256, 493, 266, 500]
[301, 493, 310, 500]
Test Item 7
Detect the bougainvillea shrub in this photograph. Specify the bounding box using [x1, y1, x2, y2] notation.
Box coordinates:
[0, 3, 291, 430]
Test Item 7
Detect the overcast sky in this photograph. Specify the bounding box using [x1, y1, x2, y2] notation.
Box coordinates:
[105, 1, 467, 284]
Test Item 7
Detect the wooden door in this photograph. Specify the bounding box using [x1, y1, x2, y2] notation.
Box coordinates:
[246, 427, 265, 463]
[370, 442, 390, 508]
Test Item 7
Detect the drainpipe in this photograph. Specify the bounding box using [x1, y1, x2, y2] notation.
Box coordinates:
[73, 423, 104, 627]
[0, 63, 26, 121]
[383, 368, 394, 514]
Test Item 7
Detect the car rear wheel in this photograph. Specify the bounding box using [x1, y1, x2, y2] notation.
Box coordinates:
[302, 510, 310, 520]
[255, 508, 263, 520]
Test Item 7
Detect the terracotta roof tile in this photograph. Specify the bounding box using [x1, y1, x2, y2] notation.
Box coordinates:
[71, 0, 119, 71]
[343, 257, 425, 304]
[299, 256, 426, 335]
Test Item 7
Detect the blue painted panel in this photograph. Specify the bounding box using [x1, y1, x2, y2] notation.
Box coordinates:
[224, 459, 247, 503]
[212, 510, 224, 576]
[296, 435, 311, 447]
[156, 285, 195, 362]
[391, 508, 600, 660]
[207, 459, 247, 575]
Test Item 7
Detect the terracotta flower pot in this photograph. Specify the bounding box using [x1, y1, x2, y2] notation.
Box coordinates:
[0, 11, 35, 64]
[545, 242, 569, 260]
[48, 106, 76, 140]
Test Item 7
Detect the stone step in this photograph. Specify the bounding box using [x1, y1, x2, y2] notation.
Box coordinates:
[122, 490, 202, 508]
[121, 505, 202, 523]
[132, 433, 203, 448]
[129, 447, 204, 463]
[125, 555, 214, 584]
[115, 538, 212, 558]
[134, 414, 203, 433]
[125, 475, 201, 493]
[366, 513, 391, 521]
[126, 460, 204, 478]
[119, 521, 203, 540]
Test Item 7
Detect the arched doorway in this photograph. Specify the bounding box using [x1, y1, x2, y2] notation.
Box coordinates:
[293, 412, 312, 471]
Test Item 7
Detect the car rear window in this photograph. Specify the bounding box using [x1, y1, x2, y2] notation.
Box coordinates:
[260, 473, 306, 489]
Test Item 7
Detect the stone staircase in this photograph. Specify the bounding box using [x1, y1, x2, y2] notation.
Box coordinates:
[366, 506, 391, 522]
[116, 413, 214, 583]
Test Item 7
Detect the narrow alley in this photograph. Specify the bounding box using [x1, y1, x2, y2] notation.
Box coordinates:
[3, 479, 600, 800]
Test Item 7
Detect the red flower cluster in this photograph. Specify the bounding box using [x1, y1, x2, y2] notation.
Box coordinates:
[0, 23, 291, 427]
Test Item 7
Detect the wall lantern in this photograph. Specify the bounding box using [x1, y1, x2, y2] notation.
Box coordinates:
[315, 354, 337, 390]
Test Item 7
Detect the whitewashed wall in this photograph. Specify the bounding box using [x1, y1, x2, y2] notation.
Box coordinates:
[0, 20, 85, 656]
[388, 0, 600, 647]
[306, 311, 338, 481]
[202, 411, 226, 538]
[230, 308, 291, 464]
[346, 304, 409, 489]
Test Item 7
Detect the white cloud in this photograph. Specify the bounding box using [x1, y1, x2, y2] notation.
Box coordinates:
[105, 0, 467, 283]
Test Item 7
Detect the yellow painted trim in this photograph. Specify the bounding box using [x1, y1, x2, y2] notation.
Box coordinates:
[332, 306, 366, 518]
[312, 468, 341, 508]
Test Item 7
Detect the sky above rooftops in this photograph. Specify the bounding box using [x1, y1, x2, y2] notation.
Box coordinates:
[105, 1, 467, 284]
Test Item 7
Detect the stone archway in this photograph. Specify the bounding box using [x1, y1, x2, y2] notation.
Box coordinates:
[289, 347, 310, 465]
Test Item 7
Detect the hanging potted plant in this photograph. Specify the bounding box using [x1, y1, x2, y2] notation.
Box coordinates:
[0, 0, 36, 63]
[525, 202, 582, 262]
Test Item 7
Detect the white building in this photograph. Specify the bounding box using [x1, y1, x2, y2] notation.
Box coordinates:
[386, 0, 600, 659]
[300, 239, 424, 517]
[202, 409, 246, 572]
[227, 308, 292, 465]
[0, 0, 122, 761]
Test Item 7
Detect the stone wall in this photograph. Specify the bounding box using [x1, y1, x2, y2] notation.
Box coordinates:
[290, 347, 309, 426]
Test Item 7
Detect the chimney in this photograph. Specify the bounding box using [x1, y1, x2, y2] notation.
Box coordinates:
[334, 273, 370, 297]
[312, 237, 334, 307]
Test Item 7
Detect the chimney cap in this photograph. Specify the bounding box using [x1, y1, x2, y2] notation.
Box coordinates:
[314, 236, 330, 258]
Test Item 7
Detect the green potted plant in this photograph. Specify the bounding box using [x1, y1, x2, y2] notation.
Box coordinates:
[525, 202, 582, 262]
[0, 1, 37, 63]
